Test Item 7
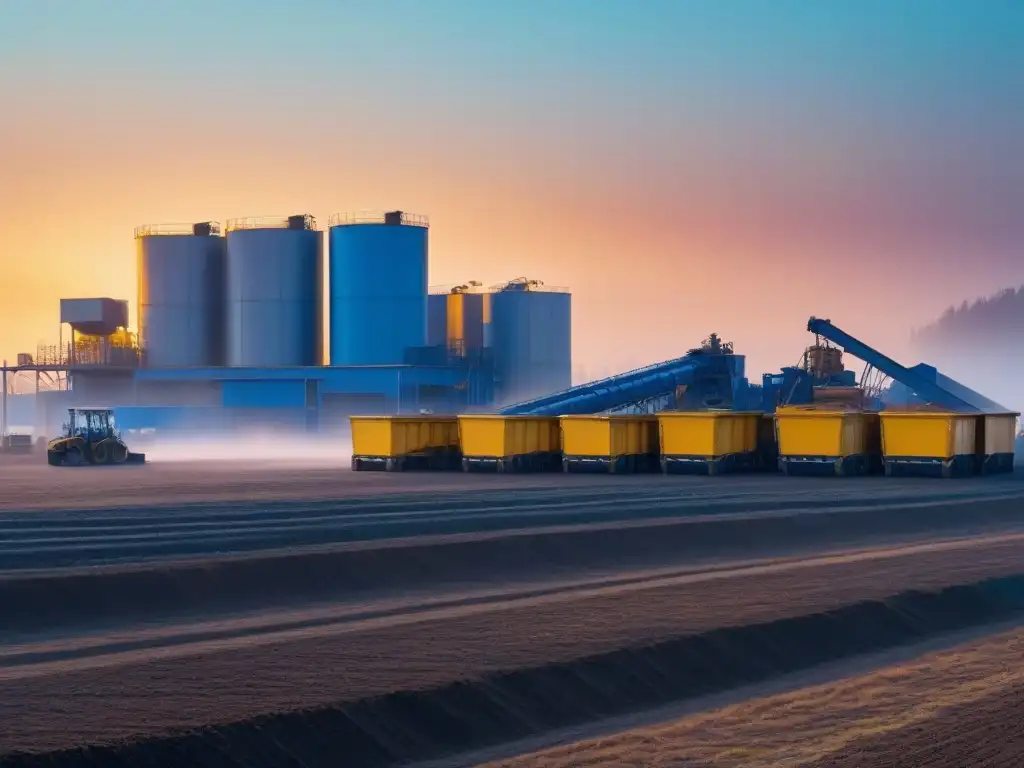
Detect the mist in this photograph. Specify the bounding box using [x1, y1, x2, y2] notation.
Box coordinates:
[133, 429, 354, 468]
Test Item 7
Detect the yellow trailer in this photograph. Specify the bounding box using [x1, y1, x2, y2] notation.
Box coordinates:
[657, 411, 762, 475]
[349, 415, 460, 471]
[774, 407, 881, 476]
[457, 415, 561, 472]
[978, 413, 1019, 474]
[879, 410, 983, 478]
[559, 415, 659, 473]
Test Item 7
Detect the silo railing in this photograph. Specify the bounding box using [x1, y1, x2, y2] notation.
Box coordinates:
[328, 211, 429, 228]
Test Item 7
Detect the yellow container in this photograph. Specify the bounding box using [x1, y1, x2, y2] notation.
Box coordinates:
[559, 415, 659, 473]
[457, 415, 561, 472]
[349, 415, 460, 471]
[879, 410, 981, 478]
[657, 411, 762, 475]
[979, 413, 1019, 474]
[774, 407, 880, 476]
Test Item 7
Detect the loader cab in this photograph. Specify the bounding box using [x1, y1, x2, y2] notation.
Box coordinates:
[64, 408, 118, 442]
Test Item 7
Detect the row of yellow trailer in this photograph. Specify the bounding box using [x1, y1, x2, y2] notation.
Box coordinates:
[349, 408, 1018, 478]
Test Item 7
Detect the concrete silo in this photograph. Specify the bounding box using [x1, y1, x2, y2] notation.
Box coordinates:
[225, 215, 324, 367]
[328, 211, 428, 366]
[135, 222, 227, 367]
[489, 278, 572, 405]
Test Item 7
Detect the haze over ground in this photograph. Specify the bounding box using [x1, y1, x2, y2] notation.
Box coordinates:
[2, 0, 1022, 379]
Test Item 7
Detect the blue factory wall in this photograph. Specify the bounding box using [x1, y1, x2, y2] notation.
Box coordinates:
[328, 214, 428, 366]
[89, 361, 493, 436]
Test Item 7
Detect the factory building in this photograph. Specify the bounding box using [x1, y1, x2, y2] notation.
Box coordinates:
[15, 211, 572, 439]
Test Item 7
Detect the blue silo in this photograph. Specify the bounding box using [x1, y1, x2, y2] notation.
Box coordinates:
[136, 222, 226, 367]
[328, 211, 428, 366]
[224, 215, 324, 367]
[489, 278, 572, 405]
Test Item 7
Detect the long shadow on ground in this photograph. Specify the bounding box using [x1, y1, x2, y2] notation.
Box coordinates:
[6, 574, 1024, 767]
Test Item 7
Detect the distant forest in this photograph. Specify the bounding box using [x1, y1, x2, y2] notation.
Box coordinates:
[912, 286, 1024, 351]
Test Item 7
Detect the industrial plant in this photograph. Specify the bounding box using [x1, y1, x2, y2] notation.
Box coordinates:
[0, 211, 572, 441]
[0, 207, 1018, 480]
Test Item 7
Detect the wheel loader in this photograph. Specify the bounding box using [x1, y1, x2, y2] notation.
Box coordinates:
[46, 407, 146, 467]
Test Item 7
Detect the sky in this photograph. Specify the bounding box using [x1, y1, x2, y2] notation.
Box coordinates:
[1, 0, 1022, 381]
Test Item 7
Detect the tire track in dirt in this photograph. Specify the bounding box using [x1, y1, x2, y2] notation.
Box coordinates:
[5, 534, 1024, 755]
[4, 532, 1020, 680]
[6, 491, 1024, 636]
[7, 573, 1024, 767]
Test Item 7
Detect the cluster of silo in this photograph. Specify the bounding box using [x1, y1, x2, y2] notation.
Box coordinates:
[427, 282, 492, 357]
[135, 211, 430, 369]
[135, 210, 570, 401]
[428, 278, 572, 404]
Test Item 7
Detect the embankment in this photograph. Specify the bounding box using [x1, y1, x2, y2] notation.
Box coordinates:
[5, 493, 1024, 635]
[6, 574, 1024, 767]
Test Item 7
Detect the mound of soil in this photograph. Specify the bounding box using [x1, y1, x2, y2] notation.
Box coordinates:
[6, 493, 1024, 635]
[7, 574, 1024, 768]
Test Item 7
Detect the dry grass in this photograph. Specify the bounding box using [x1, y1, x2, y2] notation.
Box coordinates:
[483, 628, 1024, 768]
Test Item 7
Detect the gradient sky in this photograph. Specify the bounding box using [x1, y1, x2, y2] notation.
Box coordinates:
[2, 0, 1022, 381]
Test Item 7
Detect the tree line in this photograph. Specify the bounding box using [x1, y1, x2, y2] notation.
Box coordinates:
[912, 285, 1024, 351]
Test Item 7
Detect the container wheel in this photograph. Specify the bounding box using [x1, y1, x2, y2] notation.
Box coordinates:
[562, 458, 570, 473]
[385, 458, 397, 472]
[351, 457, 360, 472]
[461, 458, 471, 473]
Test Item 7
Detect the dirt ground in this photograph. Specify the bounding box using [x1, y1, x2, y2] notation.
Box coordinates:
[4, 533, 1024, 756]
[481, 626, 1024, 768]
[2, 455, 1021, 511]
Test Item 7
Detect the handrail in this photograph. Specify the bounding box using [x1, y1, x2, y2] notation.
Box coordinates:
[135, 222, 222, 238]
[225, 215, 318, 232]
[328, 211, 429, 228]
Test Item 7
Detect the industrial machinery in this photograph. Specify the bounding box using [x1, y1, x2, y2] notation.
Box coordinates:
[47, 408, 146, 467]
[499, 333, 744, 417]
